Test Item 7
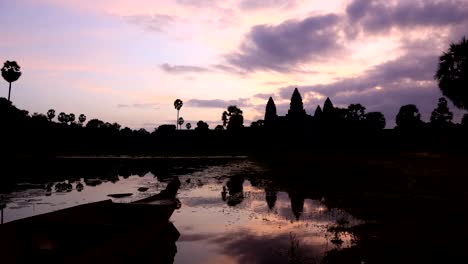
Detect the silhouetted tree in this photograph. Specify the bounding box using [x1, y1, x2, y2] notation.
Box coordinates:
[78, 114, 86, 124]
[1, 61, 21, 102]
[178, 117, 184, 129]
[225, 105, 244, 131]
[346, 104, 366, 121]
[58, 112, 69, 124]
[68, 113, 76, 124]
[251, 120, 265, 129]
[86, 119, 105, 129]
[174, 99, 183, 129]
[435, 37, 468, 110]
[47, 109, 56, 121]
[364, 112, 386, 130]
[265, 97, 277, 122]
[430, 97, 453, 128]
[195, 120, 209, 132]
[157, 124, 176, 136]
[396, 104, 422, 129]
[287, 88, 306, 118]
[186, 123, 192, 130]
[215, 125, 224, 131]
[222, 111, 228, 128]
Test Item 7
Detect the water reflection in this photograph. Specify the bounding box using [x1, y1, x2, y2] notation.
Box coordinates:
[172, 161, 359, 264]
[0, 158, 360, 263]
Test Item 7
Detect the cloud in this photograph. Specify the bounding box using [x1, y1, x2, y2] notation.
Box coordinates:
[117, 103, 160, 110]
[160, 63, 212, 74]
[253, 93, 275, 100]
[346, 0, 468, 35]
[225, 14, 344, 73]
[262, 81, 286, 86]
[239, 0, 298, 10]
[175, 0, 222, 8]
[212, 64, 247, 75]
[279, 51, 439, 98]
[186, 98, 252, 108]
[123, 14, 176, 33]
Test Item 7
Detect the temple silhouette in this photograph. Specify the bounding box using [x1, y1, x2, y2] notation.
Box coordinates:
[263, 88, 342, 130]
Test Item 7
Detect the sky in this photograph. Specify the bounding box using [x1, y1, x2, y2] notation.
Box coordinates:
[1, 0, 467, 129]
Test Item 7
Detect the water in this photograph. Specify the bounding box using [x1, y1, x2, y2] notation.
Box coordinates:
[0, 158, 360, 263]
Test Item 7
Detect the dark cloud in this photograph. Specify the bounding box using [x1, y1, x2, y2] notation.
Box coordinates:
[225, 14, 344, 73]
[187, 98, 252, 108]
[279, 52, 439, 99]
[124, 14, 175, 32]
[346, 0, 468, 34]
[117, 103, 159, 110]
[160, 63, 212, 74]
[239, 0, 298, 10]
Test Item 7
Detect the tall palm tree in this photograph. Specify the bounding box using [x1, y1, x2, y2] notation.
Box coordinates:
[1, 61, 22, 102]
[178, 117, 184, 129]
[174, 99, 183, 129]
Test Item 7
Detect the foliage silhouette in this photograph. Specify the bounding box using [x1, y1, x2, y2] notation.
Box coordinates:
[430, 97, 453, 128]
[396, 104, 422, 130]
[185, 122, 192, 130]
[1, 61, 21, 102]
[69, 113, 76, 124]
[58, 112, 70, 124]
[78, 114, 86, 124]
[225, 105, 244, 131]
[178, 117, 184, 129]
[195, 120, 209, 132]
[346, 104, 366, 121]
[174, 99, 183, 129]
[364, 112, 386, 130]
[47, 109, 56, 121]
[435, 36, 468, 110]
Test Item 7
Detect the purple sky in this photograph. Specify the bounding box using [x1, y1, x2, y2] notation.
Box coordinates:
[1, 0, 467, 129]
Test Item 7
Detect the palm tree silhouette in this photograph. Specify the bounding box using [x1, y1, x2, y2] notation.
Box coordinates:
[435, 37, 468, 110]
[58, 112, 69, 124]
[178, 117, 184, 129]
[174, 99, 183, 129]
[1, 61, 22, 102]
[47, 109, 56, 121]
[78, 114, 86, 125]
[186, 123, 192, 130]
[68, 113, 76, 124]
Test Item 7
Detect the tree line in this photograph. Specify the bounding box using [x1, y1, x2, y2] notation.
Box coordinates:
[2, 36, 468, 154]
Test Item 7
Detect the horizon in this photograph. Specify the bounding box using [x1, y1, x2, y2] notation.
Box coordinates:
[2, 0, 468, 130]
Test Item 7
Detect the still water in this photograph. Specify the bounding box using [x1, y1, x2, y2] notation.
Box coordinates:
[0, 158, 360, 263]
